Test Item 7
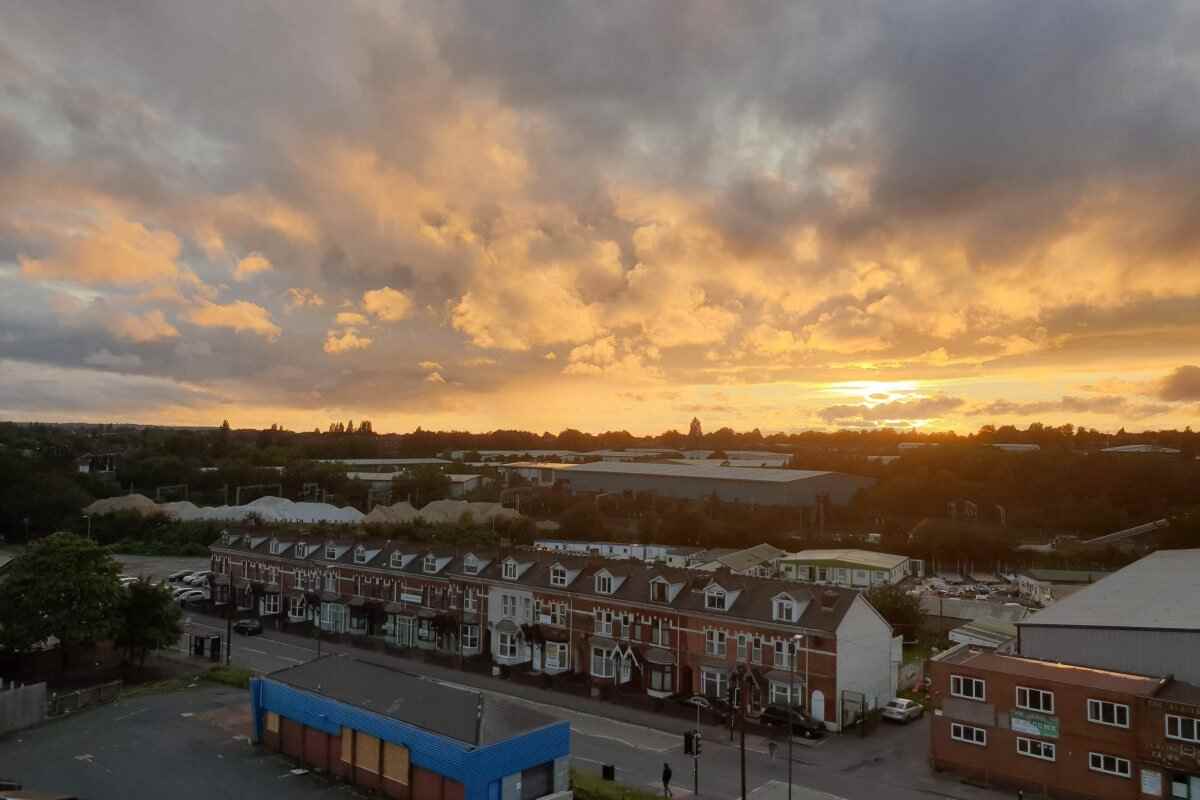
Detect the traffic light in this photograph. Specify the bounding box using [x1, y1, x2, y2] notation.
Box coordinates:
[694, 731, 702, 755]
[683, 730, 695, 755]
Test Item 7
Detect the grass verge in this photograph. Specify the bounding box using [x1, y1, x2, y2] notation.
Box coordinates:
[572, 768, 662, 800]
[203, 665, 253, 689]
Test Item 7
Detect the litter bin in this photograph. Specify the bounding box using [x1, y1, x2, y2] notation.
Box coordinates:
[601, 765, 616, 781]
[208, 634, 221, 662]
[192, 634, 205, 657]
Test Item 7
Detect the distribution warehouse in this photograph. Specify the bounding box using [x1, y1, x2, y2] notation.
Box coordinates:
[499, 461, 874, 507]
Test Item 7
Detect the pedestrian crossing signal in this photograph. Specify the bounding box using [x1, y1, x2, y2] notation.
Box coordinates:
[683, 729, 702, 756]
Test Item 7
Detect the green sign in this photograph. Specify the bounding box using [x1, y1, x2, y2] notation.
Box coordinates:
[1011, 710, 1059, 739]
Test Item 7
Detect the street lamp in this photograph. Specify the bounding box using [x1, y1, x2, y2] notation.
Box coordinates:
[787, 633, 804, 800]
[82, 514, 91, 539]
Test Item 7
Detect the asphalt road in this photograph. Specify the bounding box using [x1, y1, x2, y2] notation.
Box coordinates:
[168, 613, 1011, 800]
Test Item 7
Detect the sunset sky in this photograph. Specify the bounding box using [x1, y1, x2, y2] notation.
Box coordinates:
[2, 1, 1199, 434]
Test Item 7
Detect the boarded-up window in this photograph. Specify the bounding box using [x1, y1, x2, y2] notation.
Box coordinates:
[341, 727, 353, 764]
[266, 712, 280, 733]
[356, 731, 381, 773]
[383, 742, 410, 784]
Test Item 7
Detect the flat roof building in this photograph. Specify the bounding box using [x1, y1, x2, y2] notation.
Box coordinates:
[778, 549, 916, 587]
[252, 655, 570, 800]
[500, 461, 873, 508]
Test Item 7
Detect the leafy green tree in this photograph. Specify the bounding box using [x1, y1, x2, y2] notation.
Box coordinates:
[0, 532, 121, 653]
[865, 583, 923, 638]
[115, 581, 183, 668]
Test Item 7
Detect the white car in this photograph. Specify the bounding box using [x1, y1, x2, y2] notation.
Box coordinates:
[881, 698, 924, 723]
[175, 589, 209, 604]
[166, 570, 195, 584]
[184, 570, 214, 586]
[171, 586, 197, 599]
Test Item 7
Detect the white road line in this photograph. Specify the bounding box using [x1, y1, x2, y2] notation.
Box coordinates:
[115, 708, 148, 721]
[242, 647, 269, 656]
[277, 656, 304, 664]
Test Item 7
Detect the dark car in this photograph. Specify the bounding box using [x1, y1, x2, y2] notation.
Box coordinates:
[758, 704, 826, 738]
[671, 694, 734, 725]
[232, 619, 263, 636]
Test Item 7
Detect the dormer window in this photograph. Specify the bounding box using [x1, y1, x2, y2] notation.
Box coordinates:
[353, 545, 367, 564]
[595, 572, 614, 595]
[550, 565, 568, 587]
[390, 552, 404, 568]
[423, 555, 438, 574]
[269, 538, 280, 555]
[650, 579, 668, 603]
[463, 556, 479, 575]
[295, 543, 307, 559]
[325, 543, 337, 560]
[773, 597, 795, 622]
[503, 559, 518, 580]
[705, 588, 727, 611]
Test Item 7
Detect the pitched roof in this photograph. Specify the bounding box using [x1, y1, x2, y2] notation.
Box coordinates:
[1021, 549, 1200, 631]
[782, 549, 908, 570]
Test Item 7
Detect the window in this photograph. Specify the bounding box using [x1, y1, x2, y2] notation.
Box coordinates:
[651, 618, 671, 646]
[324, 572, 337, 592]
[595, 573, 613, 594]
[503, 560, 518, 580]
[816, 567, 828, 582]
[498, 632, 518, 659]
[423, 555, 437, 573]
[737, 635, 748, 661]
[705, 589, 727, 611]
[770, 681, 802, 706]
[550, 565, 568, 587]
[774, 598, 795, 622]
[950, 675, 986, 701]
[463, 590, 479, 612]
[774, 640, 791, 670]
[261, 593, 281, 615]
[649, 667, 673, 693]
[288, 596, 306, 619]
[594, 609, 613, 635]
[501, 594, 518, 618]
[325, 544, 337, 560]
[1166, 714, 1200, 744]
[592, 647, 615, 677]
[354, 547, 367, 564]
[295, 572, 307, 590]
[650, 580, 668, 603]
[1088, 752, 1131, 778]
[353, 576, 363, 596]
[1016, 687, 1054, 714]
[545, 642, 568, 670]
[1087, 699, 1130, 728]
[701, 669, 727, 699]
[463, 557, 479, 575]
[751, 637, 763, 664]
[390, 552, 405, 568]
[1017, 737, 1055, 762]
[950, 723, 986, 746]
[705, 629, 727, 656]
[548, 601, 568, 626]
[295, 543, 307, 559]
[461, 624, 479, 650]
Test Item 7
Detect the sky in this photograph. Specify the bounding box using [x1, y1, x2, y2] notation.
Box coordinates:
[2, 1, 1199, 435]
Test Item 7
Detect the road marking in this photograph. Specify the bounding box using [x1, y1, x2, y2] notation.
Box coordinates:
[242, 647, 269, 656]
[277, 656, 304, 664]
[115, 708, 147, 721]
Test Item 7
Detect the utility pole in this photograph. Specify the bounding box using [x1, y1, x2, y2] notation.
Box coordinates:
[694, 702, 700, 796]
[225, 606, 232, 666]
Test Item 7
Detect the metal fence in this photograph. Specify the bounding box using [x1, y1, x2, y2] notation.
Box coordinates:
[46, 680, 122, 717]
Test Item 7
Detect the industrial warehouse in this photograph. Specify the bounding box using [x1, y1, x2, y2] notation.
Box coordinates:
[499, 461, 875, 507]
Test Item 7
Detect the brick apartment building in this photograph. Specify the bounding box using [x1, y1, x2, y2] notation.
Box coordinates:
[209, 531, 901, 730]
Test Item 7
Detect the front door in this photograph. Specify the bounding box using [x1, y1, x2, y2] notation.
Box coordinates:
[532, 643, 542, 672]
[811, 689, 825, 721]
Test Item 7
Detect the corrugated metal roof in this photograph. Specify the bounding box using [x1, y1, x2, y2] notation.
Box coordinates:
[782, 549, 908, 570]
[504, 461, 833, 483]
[1021, 549, 1200, 631]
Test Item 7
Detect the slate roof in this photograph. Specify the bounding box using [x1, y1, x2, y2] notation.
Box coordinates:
[212, 533, 863, 634]
[264, 654, 559, 745]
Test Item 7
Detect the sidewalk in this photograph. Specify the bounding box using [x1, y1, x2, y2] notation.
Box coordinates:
[173, 612, 815, 756]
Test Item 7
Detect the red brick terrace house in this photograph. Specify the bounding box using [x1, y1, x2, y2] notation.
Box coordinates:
[209, 531, 901, 731]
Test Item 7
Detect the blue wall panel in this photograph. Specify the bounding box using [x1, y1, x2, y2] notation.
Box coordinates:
[251, 678, 570, 800]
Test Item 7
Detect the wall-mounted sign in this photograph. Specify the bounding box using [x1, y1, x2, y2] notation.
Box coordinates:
[1011, 710, 1059, 738]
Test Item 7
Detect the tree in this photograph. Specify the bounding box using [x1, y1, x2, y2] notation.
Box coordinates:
[0, 532, 121, 653]
[115, 581, 183, 668]
[865, 584, 923, 639]
[559, 500, 608, 538]
[688, 417, 703, 440]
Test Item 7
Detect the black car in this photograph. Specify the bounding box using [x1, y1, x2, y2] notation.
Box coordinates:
[758, 704, 826, 738]
[232, 619, 263, 636]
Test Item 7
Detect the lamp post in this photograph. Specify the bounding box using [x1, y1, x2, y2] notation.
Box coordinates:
[787, 633, 804, 800]
[735, 665, 747, 800]
[82, 514, 91, 539]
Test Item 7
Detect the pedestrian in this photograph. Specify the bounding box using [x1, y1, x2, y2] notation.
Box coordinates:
[662, 762, 672, 798]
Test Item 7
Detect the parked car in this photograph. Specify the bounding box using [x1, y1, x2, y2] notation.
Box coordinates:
[184, 570, 213, 586]
[672, 694, 734, 724]
[166, 570, 194, 584]
[758, 704, 826, 738]
[881, 698, 924, 723]
[175, 589, 208, 604]
[118, 575, 139, 586]
[232, 619, 263, 636]
[171, 586, 196, 599]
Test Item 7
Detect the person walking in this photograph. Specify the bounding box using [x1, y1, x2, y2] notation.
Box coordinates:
[662, 762, 673, 798]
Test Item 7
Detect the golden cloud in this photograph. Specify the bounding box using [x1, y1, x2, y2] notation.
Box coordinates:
[186, 300, 281, 340]
[362, 286, 414, 322]
[323, 328, 372, 354]
[336, 311, 369, 326]
[20, 216, 182, 286]
[233, 253, 273, 281]
[108, 309, 180, 342]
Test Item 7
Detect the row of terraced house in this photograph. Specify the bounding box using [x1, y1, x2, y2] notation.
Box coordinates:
[208, 531, 902, 730]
